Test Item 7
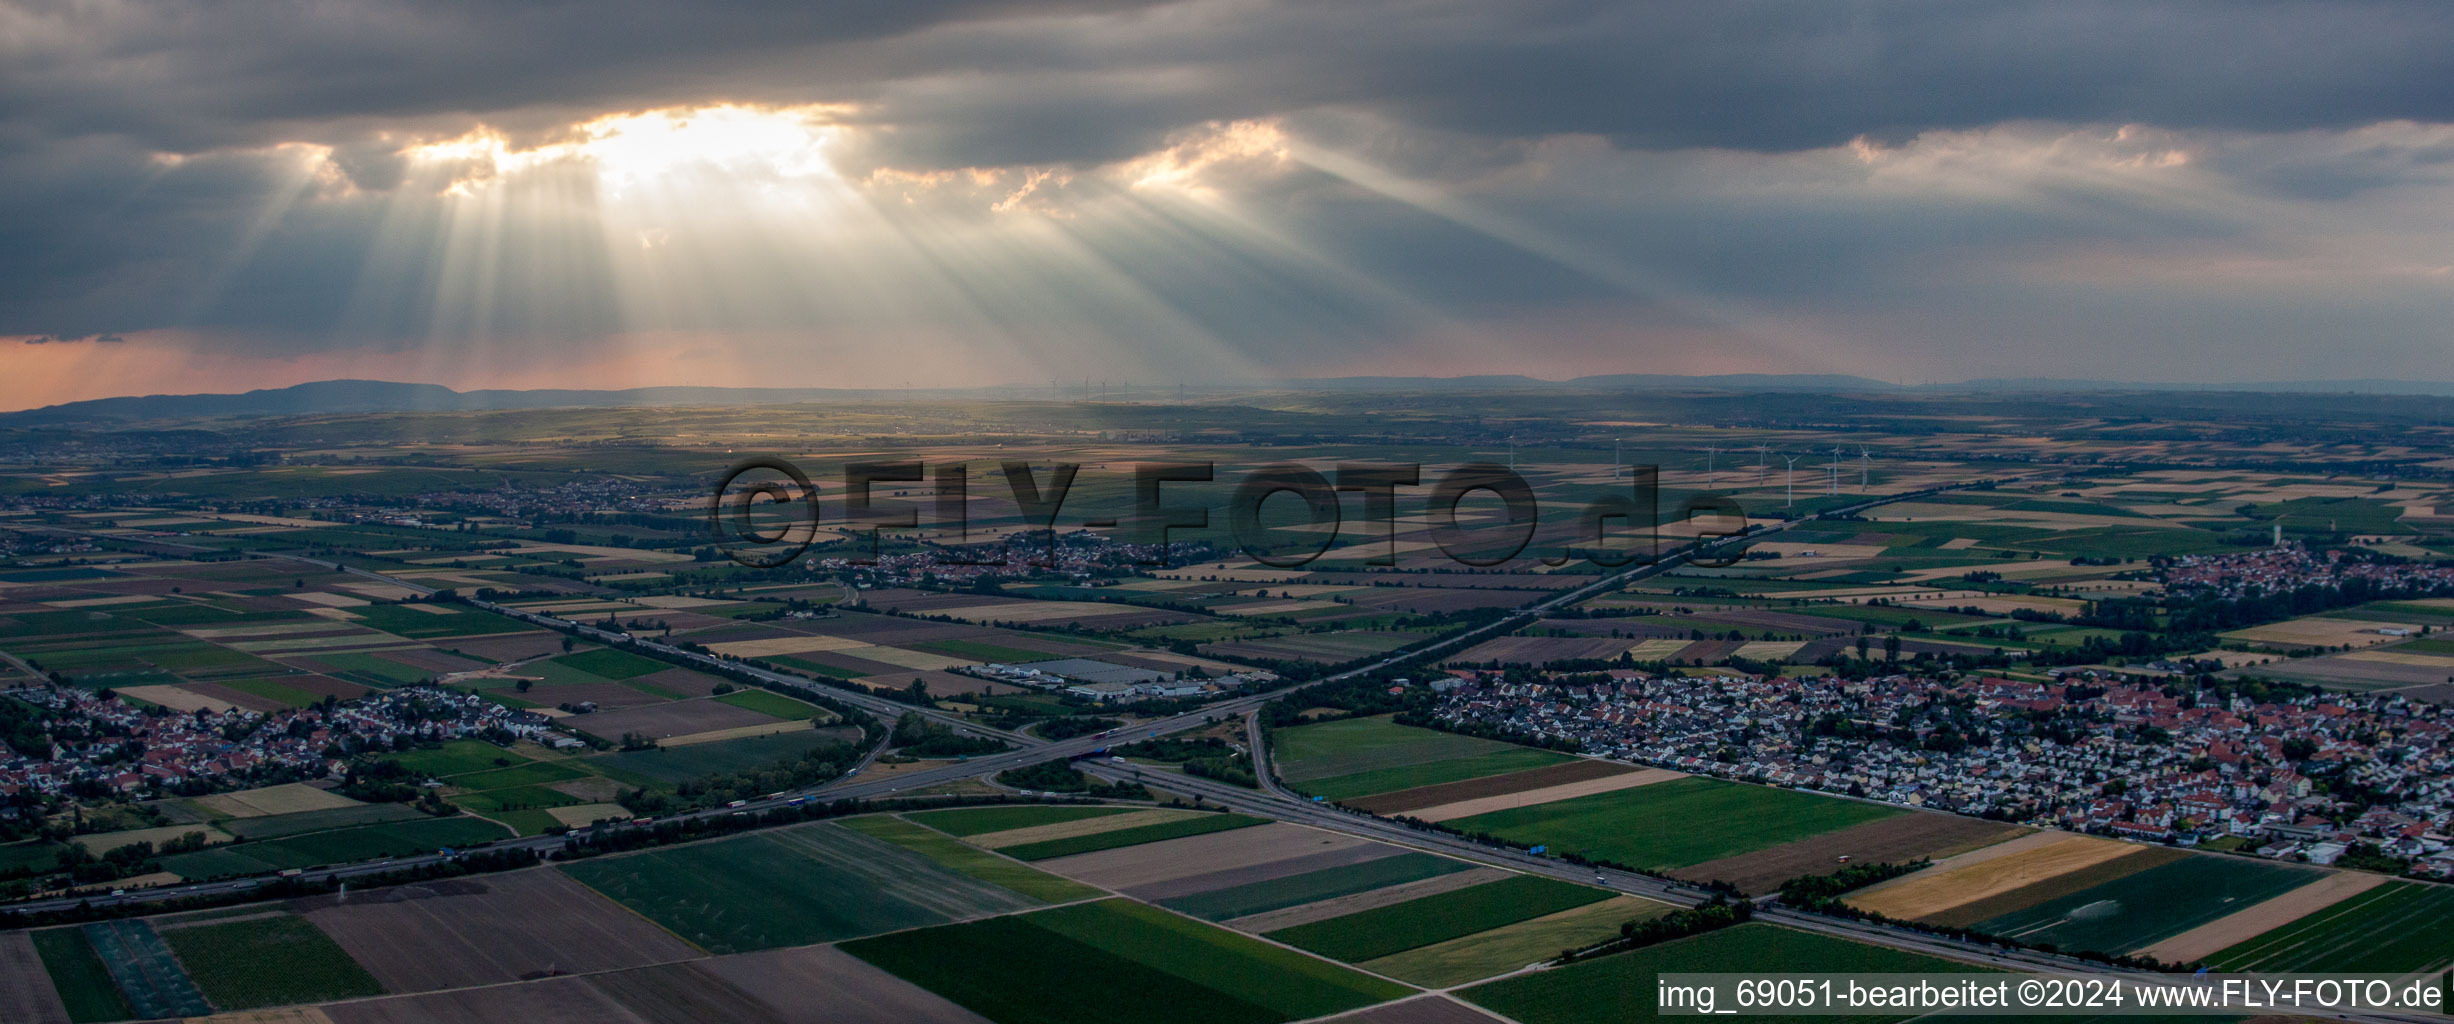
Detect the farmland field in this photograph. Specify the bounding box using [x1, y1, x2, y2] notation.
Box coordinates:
[1161, 851, 1478, 921]
[1669, 813, 2027, 895]
[906, 803, 1141, 837]
[1360, 895, 1672, 988]
[1972, 855, 2324, 955]
[298, 868, 697, 992]
[1267, 874, 1615, 962]
[842, 898, 1410, 1024]
[584, 728, 855, 784]
[164, 815, 512, 877]
[837, 814, 1104, 902]
[28, 928, 130, 1024]
[158, 914, 383, 1009]
[560, 821, 1041, 952]
[2206, 881, 2454, 973]
[713, 688, 831, 720]
[1341, 758, 1637, 815]
[0, 931, 69, 1024]
[80, 919, 209, 1019]
[1271, 715, 1573, 801]
[999, 812, 1265, 860]
[1463, 923, 1986, 1024]
[1445, 776, 1905, 870]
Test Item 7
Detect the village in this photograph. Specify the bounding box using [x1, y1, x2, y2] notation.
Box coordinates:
[0, 684, 549, 811]
[1421, 666, 2454, 878]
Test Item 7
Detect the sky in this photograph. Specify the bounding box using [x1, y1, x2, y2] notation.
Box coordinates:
[5, 0, 2454, 410]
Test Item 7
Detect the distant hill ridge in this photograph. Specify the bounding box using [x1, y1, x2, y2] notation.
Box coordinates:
[8, 375, 2454, 424]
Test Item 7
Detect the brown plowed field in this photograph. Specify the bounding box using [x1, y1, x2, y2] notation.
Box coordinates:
[1668, 813, 2028, 895]
[1344, 759, 1635, 815]
[1409, 768, 1684, 822]
[1036, 821, 1370, 891]
[695, 945, 997, 1024]
[567, 700, 777, 741]
[0, 930, 70, 1024]
[1123, 843, 1403, 902]
[297, 869, 698, 992]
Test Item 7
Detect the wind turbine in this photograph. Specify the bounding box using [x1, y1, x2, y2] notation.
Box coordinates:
[1858, 447, 1872, 491]
[1783, 455, 1799, 507]
[1755, 445, 1769, 485]
[1828, 448, 1842, 495]
[1705, 447, 1719, 488]
[1614, 438, 1623, 480]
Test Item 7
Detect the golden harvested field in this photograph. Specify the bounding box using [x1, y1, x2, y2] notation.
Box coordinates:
[1408, 768, 1685, 823]
[69, 823, 235, 854]
[193, 782, 363, 818]
[2135, 870, 2388, 963]
[705, 634, 872, 657]
[661, 721, 814, 746]
[1846, 833, 2136, 920]
[2224, 617, 2424, 648]
[114, 683, 241, 713]
[2340, 648, 2454, 668]
[546, 803, 632, 828]
[967, 808, 1202, 849]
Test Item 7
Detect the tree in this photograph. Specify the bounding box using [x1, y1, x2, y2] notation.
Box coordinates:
[561, 636, 576, 654]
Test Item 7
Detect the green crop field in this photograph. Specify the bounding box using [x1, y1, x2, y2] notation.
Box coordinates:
[843, 899, 1409, 1024]
[1274, 715, 1546, 783]
[2208, 881, 2454, 973]
[220, 802, 426, 840]
[1163, 852, 1478, 921]
[1974, 856, 2325, 956]
[387, 738, 527, 777]
[1464, 923, 1986, 1024]
[353, 604, 534, 638]
[30, 928, 133, 1024]
[713, 688, 830, 720]
[215, 676, 321, 708]
[552, 647, 668, 679]
[444, 759, 589, 789]
[310, 651, 434, 687]
[1362, 896, 1673, 988]
[1000, 813, 1266, 860]
[159, 914, 383, 1009]
[1267, 874, 1614, 962]
[584, 728, 853, 785]
[1310, 749, 1579, 802]
[906, 803, 1141, 837]
[1445, 776, 1903, 870]
[560, 821, 1039, 952]
[837, 814, 1103, 902]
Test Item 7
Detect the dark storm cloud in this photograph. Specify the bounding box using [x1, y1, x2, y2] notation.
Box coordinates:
[14, 1, 2454, 165]
[7, 0, 2454, 388]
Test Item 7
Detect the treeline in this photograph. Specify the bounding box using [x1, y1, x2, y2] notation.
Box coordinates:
[995, 759, 1151, 799]
[1559, 895, 1753, 964]
[1113, 736, 1256, 788]
[891, 712, 1009, 758]
[1774, 860, 1926, 910]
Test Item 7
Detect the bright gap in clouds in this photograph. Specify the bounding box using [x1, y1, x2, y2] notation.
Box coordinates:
[404, 104, 849, 200]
